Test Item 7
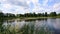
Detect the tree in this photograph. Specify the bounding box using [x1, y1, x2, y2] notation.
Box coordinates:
[41, 13, 45, 17]
[0, 11, 4, 19]
[50, 12, 57, 17]
[37, 13, 42, 17]
[0, 12, 4, 17]
[45, 12, 48, 17]
[33, 12, 37, 17]
[5, 13, 15, 18]
[57, 13, 60, 17]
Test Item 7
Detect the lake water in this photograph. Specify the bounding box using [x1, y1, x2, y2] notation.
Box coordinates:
[0, 18, 60, 34]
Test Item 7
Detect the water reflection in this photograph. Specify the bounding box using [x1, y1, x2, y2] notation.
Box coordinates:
[0, 18, 60, 34]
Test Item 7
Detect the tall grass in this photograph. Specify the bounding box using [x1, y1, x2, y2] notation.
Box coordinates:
[0, 21, 54, 34]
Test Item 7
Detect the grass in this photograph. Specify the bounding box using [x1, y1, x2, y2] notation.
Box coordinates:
[0, 21, 55, 34]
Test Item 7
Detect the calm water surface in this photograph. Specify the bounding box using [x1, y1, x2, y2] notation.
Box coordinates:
[1, 18, 60, 34]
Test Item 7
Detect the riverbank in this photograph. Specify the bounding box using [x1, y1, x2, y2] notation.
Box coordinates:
[1, 16, 60, 21]
[17, 16, 60, 20]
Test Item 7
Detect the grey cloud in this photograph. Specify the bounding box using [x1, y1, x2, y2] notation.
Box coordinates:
[7, 0, 29, 8]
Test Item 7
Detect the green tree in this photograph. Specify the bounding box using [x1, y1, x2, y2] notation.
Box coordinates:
[57, 13, 60, 16]
[49, 12, 57, 17]
[37, 13, 42, 17]
[45, 12, 48, 17]
[41, 13, 45, 17]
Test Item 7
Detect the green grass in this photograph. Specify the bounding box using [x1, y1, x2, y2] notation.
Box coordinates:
[17, 17, 60, 21]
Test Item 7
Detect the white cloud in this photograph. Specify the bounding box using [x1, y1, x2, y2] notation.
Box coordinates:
[0, 0, 60, 14]
[53, 3, 60, 10]
[53, 3, 60, 13]
[3, 4, 12, 9]
[0, 0, 6, 2]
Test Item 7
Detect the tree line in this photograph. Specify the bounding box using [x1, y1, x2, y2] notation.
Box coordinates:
[0, 12, 16, 19]
[17, 12, 60, 17]
[0, 11, 60, 19]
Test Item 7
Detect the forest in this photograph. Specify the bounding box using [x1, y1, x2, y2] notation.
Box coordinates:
[0, 11, 60, 19]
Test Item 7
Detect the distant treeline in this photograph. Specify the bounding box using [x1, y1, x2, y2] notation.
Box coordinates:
[0, 12, 16, 19]
[0, 11, 60, 19]
[17, 12, 60, 17]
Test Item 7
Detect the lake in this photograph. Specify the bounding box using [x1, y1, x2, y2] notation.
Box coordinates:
[0, 18, 60, 34]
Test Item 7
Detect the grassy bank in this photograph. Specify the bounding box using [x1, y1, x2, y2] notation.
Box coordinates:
[17, 16, 60, 21]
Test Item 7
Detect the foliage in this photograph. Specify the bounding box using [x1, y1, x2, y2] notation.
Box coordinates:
[49, 12, 57, 17]
[0, 10, 60, 19]
[17, 12, 58, 17]
[0, 20, 54, 34]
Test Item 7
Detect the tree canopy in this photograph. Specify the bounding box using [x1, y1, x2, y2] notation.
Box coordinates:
[0, 10, 60, 19]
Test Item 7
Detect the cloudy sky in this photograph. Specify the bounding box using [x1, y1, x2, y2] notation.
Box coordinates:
[0, 0, 60, 14]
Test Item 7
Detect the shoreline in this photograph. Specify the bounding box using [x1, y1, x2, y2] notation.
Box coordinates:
[17, 17, 60, 20]
[1, 17, 60, 21]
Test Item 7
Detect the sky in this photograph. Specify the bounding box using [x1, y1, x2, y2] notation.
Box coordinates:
[0, 0, 60, 14]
